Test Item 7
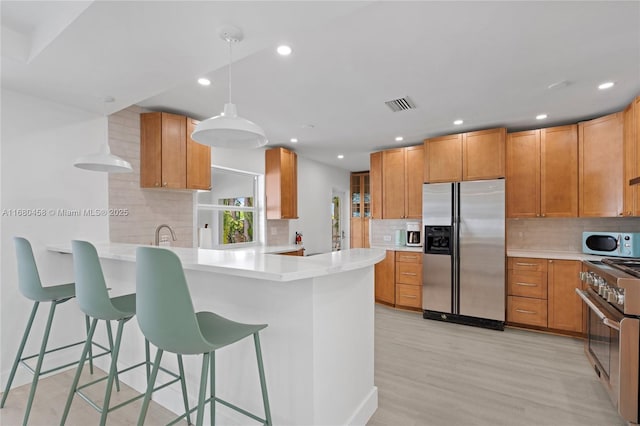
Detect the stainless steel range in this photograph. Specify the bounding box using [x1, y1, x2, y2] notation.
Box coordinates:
[577, 258, 640, 425]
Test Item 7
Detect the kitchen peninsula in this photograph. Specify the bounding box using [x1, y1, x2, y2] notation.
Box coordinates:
[47, 242, 385, 425]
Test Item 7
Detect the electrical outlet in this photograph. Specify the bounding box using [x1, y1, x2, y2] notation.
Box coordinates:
[383, 235, 391, 242]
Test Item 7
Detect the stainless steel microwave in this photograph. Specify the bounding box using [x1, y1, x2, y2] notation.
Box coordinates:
[582, 232, 640, 257]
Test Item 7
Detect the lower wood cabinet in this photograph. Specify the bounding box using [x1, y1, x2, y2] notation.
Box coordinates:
[279, 249, 304, 256]
[374, 250, 422, 310]
[507, 257, 582, 334]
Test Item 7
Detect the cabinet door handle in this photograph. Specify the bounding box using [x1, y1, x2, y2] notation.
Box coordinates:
[515, 262, 538, 267]
[163, 182, 168, 187]
[400, 256, 417, 261]
[401, 272, 417, 276]
[515, 309, 537, 314]
[401, 294, 417, 299]
[515, 282, 537, 287]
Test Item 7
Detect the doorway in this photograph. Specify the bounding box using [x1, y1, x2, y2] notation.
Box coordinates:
[331, 189, 346, 251]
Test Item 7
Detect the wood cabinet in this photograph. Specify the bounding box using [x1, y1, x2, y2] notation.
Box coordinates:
[579, 112, 624, 217]
[507, 257, 582, 334]
[424, 133, 462, 183]
[380, 145, 423, 219]
[623, 96, 640, 216]
[463, 128, 506, 181]
[425, 128, 505, 183]
[350, 172, 371, 248]
[395, 251, 422, 309]
[265, 147, 298, 219]
[141, 112, 211, 190]
[369, 152, 382, 219]
[279, 249, 304, 256]
[375, 250, 395, 305]
[547, 260, 582, 333]
[507, 258, 548, 328]
[186, 118, 212, 190]
[506, 125, 578, 218]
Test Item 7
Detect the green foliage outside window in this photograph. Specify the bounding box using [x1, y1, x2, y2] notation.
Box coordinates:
[221, 197, 254, 244]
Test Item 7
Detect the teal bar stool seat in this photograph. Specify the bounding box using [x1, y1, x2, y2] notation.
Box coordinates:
[1, 237, 112, 426]
[60, 240, 191, 426]
[136, 247, 272, 426]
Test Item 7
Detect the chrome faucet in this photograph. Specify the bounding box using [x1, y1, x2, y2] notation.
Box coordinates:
[155, 224, 177, 246]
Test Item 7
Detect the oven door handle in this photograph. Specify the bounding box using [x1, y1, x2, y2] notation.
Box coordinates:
[575, 289, 621, 331]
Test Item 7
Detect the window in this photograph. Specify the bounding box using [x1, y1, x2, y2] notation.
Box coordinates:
[196, 167, 260, 247]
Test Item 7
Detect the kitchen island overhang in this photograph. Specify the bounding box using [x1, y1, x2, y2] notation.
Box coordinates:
[47, 243, 385, 425]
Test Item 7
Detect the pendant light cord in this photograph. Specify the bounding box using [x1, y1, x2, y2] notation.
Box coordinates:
[228, 38, 233, 104]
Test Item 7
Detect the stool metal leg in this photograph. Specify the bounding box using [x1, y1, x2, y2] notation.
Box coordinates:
[145, 338, 151, 381]
[104, 320, 120, 392]
[137, 348, 164, 426]
[60, 318, 98, 426]
[0, 301, 39, 409]
[177, 354, 192, 426]
[22, 300, 58, 425]
[196, 353, 210, 426]
[85, 315, 94, 375]
[210, 351, 215, 425]
[99, 319, 125, 426]
[254, 333, 272, 426]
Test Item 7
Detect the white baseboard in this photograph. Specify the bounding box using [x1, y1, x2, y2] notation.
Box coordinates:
[346, 386, 378, 426]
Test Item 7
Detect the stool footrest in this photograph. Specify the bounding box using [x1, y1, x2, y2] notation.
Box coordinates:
[167, 395, 267, 426]
[18, 340, 110, 377]
[74, 360, 183, 416]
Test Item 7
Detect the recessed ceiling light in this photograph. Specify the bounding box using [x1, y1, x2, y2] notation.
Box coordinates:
[536, 114, 548, 120]
[277, 45, 292, 56]
[290, 138, 298, 143]
[453, 119, 464, 125]
[337, 154, 344, 159]
[395, 136, 404, 142]
[197, 78, 211, 86]
[598, 81, 615, 90]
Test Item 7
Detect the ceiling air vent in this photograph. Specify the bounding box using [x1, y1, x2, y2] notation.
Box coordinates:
[384, 96, 416, 112]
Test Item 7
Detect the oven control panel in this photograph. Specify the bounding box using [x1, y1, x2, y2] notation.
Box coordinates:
[580, 271, 625, 310]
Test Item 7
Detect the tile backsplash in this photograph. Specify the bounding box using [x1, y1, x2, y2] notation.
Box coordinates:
[108, 106, 194, 247]
[370, 219, 422, 249]
[507, 217, 640, 252]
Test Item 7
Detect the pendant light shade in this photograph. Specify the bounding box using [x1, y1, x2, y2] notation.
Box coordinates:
[74, 143, 132, 173]
[191, 25, 268, 149]
[191, 103, 267, 148]
[74, 96, 133, 173]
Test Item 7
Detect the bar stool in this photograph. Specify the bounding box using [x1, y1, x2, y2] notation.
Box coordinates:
[1, 237, 112, 426]
[60, 240, 191, 426]
[135, 247, 272, 426]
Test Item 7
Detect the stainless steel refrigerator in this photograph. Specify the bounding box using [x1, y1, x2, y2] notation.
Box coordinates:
[422, 179, 505, 330]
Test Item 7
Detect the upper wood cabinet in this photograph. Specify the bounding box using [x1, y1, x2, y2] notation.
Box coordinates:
[140, 112, 211, 190]
[424, 133, 462, 183]
[381, 145, 424, 219]
[623, 96, 640, 216]
[506, 125, 578, 218]
[424, 128, 505, 183]
[350, 172, 370, 248]
[463, 128, 506, 181]
[186, 118, 212, 190]
[579, 112, 624, 217]
[265, 147, 298, 219]
[370, 151, 382, 219]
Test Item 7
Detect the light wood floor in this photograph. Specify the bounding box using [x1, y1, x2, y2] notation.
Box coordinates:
[0, 305, 626, 425]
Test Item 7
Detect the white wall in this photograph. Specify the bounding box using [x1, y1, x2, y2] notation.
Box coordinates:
[209, 147, 350, 254]
[1, 89, 109, 389]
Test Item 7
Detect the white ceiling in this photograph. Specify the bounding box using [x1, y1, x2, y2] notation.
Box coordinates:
[2, 1, 639, 172]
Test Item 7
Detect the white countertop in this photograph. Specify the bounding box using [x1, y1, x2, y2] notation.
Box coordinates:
[507, 249, 605, 261]
[370, 244, 423, 253]
[47, 242, 386, 282]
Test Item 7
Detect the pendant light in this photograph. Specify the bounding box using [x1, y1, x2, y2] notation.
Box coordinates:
[191, 25, 268, 149]
[74, 97, 133, 173]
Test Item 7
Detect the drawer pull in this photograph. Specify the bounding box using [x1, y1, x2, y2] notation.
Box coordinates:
[401, 294, 417, 299]
[400, 256, 417, 260]
[515, 309, 537, 314]
[401, 272, 418, 276]
[515, 262, 538, 267]
[515, 282, 537, 287]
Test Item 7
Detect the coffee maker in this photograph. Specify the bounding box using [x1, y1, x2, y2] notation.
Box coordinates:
[406, 222, 422, 247]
